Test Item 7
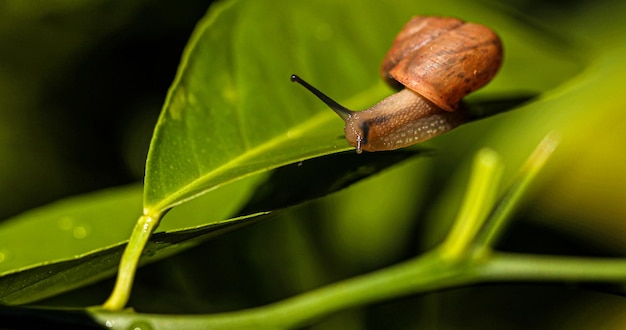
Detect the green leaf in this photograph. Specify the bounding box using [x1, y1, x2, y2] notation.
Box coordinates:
[0, 174, 261, 305]
[0, 149, 420, 305]
[0, 185, 140, 275]
[142, 0, 573, 214]
[0, 213, 264, 306]
[0, 176, 261, 276]
[144, 0, 347, 213]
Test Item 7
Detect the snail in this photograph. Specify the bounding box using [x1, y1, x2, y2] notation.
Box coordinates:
[291, 16, 503, 153]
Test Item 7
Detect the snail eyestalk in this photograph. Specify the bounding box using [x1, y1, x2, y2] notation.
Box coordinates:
[290, 74, 353, 121]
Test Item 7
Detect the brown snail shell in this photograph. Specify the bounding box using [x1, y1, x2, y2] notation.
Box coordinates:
[381, 16, 503, 111]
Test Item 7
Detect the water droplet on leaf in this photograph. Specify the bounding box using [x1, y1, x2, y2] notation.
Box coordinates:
[128, 321, 152, 330]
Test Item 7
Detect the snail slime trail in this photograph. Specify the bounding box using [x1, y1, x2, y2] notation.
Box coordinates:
[292, 16, 502, 154]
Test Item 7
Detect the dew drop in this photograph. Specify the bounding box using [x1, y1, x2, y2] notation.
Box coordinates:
[73, 225, 88, 239]
[0, 249, 9, 263]
[128, 321, 152, 330]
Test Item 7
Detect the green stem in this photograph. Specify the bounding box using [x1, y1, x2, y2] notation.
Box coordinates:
[90, 251, 626, 329]
[478, 252, 626, 282]
[102, 213, 161, 311]
[474, 133, 559, 250]
[440, 148, 503, 260]
[91, 250, 472, 329]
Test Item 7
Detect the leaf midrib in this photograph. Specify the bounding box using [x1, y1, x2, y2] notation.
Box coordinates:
[145, 83, 388, 214]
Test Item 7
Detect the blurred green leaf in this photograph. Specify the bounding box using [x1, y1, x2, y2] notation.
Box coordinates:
[0, 174, 261, 305]
[0, 185, 141, 274]
[419, 1, 626, 252]
[0, 176, 260, 276]
[0, 213, 263, 306]
[0, 149, 421, 305]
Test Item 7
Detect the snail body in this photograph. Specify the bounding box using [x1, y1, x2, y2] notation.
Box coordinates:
[292, 16, 502, 153]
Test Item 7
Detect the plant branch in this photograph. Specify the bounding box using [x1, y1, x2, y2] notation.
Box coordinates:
[477, 252, 626, 283]
[90, 132, 567, 326]
[91, 250, 473, 329]
[90, 249, 626, 329]
[473, 132, 559, 251]
[440, 148, 503, 260]
[102, 213, 162, 311]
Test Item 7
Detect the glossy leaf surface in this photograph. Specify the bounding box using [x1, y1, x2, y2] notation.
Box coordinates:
[142, 0, 563, 214]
